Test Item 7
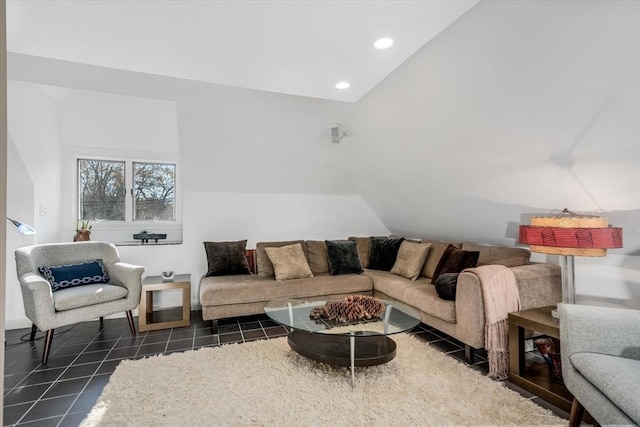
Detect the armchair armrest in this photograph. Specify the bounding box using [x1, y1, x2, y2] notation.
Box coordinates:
[18, 272, 56, 328]
[558, 303, 640, 360]
[109, 262, 145, 306]
[109, 262, 145, 287]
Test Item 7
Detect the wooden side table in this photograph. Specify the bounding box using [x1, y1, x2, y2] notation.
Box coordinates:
[508, 306, 572, 411]
[139, 274, 191, 332]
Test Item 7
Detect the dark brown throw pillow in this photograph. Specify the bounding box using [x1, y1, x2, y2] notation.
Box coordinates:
[368, 237, 404, 271]
[204, 240, 251, 276]
[325, 240, 363, 275]
[432, 245, 480, 282]
[435, 273, 460, 301]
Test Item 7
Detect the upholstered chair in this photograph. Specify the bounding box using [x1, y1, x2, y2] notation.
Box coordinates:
[558, 303, 640, 426]
[15, 241, 144, 364]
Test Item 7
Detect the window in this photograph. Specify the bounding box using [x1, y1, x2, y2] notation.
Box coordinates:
[78, 158, 176, 223]
[78, 159, 126, 220]
[133, 162, 176, 221]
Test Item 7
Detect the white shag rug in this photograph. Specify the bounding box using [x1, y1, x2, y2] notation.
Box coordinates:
[82, 334, 565, 426]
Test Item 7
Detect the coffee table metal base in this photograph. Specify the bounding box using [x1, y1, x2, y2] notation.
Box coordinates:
[287, 330, 397, 387]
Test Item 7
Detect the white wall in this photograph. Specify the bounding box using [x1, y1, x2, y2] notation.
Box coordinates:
[5, 136, 36, 328]
[6, 82, 62, 328]
[7, 82, 61, 243]
[47, 86, 183, 243]
[349, 0, 640, 307]
[5, 59, 388, 327]
[116, 191, 388, 311]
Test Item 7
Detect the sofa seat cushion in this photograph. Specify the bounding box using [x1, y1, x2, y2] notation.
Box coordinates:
[402, 283, 456, 323]
[570, 352, 640, 422]
[367, 268, 455, 323]
[362, 269, 420, 301]
[200, 273, 373, 307]
[53, 283, 128, 311]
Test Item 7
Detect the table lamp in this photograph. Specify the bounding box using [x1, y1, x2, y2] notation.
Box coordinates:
[519, 209, 622, 318]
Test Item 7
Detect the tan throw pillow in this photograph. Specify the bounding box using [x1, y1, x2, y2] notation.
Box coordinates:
[256, 240, 307, 277]
[391, 241, 432, 280]
[264, 243, 314, 281]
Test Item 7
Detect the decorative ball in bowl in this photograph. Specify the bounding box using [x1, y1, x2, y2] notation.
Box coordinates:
[161, 271, 175, 282]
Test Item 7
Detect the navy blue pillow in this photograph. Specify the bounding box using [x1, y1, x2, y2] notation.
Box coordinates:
[38, 260, 110, 292]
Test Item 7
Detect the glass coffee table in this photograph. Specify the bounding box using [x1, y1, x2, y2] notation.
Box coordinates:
[264, 297, 421, 387]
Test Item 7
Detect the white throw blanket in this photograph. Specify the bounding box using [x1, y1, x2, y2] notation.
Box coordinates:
[474, 265, 520, 379]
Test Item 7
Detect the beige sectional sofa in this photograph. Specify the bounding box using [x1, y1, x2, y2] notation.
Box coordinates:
[199, 237, 561, 362]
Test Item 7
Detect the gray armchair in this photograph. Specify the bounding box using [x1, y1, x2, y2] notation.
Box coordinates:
[15, 241, 144, 364]
[558, 303, 640, 426]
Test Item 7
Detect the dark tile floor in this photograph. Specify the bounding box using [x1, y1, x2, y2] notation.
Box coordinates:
[4, 311, 572, 426]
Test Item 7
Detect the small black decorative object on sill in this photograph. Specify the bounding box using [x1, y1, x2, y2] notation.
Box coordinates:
[133, 230, 167, 244]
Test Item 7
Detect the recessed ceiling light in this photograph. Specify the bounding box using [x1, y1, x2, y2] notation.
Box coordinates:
[335, 82, 350, 90]
[374, 37, 394, 50]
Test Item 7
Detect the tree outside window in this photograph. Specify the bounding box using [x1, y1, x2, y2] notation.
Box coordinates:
[133, 162, 175, 221]
[78, 159, 175, 222]
[78, 159, 125, 220]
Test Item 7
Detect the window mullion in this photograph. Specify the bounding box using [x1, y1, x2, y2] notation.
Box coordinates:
[126, 160, 134, 222]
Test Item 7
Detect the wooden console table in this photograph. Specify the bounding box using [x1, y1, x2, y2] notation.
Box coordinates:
[508, 306, 572, 410]
[508, 306, 595, 424]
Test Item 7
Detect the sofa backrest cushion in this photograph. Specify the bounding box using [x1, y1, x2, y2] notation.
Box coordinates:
[461, 243, 531, 267]
[305, 240, 329, 274]
[16, 241, 120, 278]
[256, 240, 307, 277]
[420, 241, 463, 279]
[347, 236, 371, 268]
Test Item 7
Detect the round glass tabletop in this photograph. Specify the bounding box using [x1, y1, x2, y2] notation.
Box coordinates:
[264, 297, 421, 337]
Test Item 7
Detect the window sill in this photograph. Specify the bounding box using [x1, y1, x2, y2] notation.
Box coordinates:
[115, 240, 183, 247]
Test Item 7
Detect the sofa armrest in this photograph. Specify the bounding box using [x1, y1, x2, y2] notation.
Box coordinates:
[510, 263, 562, 310]
[454, 269, 487, 349]
[559, 303, 640, 360]
[453, 263, 561, 350]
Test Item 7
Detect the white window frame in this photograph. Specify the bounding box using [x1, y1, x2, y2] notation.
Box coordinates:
[63, 146, 182, 245]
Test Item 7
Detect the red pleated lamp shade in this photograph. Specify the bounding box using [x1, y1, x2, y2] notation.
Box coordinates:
[519, 211, 623, 256]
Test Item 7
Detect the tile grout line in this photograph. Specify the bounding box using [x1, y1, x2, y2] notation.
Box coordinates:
[55, 328, 126, 426]
[13, 325, 109, 426]
[237, 319, 246, 343]
[164, 327, 174, 354]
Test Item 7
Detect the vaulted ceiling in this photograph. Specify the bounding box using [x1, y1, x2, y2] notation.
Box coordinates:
[6, 0, 478, 103]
